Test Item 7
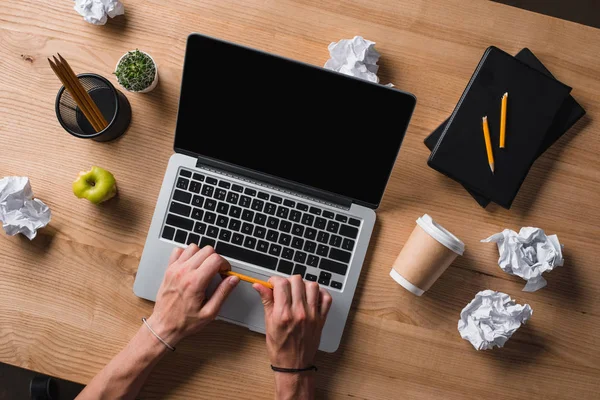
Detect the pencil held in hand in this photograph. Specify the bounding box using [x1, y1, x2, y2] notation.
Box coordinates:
[221, 270, 273, 289]
[500, 92, 508, 148]
[482, 116, 495, 174]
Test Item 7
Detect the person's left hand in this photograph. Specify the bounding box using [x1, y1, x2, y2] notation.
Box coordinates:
[147, 245, 239, 346]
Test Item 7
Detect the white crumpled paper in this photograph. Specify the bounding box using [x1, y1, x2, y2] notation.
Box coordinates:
[458, 290, 532, 350]
[324, 36, 393, 86]
[74, 0, 124, 25]
[0, 177, 51, 240]
[482, 227, 563, 292]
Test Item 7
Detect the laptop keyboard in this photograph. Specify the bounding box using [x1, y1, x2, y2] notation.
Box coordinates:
[160, 168, 362, 291]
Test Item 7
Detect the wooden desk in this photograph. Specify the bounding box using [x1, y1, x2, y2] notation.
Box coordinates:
[1, 0, 599, 398]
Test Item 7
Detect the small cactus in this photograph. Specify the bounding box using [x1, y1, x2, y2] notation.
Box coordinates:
[114, 50, 156, 92]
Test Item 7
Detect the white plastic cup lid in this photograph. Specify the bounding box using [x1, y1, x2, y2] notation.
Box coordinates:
[416, 214, 465, 256]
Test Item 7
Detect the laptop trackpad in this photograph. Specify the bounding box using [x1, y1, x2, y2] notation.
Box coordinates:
[207, 269, 268, 332]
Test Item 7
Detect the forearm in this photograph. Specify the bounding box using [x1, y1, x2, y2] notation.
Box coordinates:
[274, 374, 315, 400]
[76, 323, 168, 400]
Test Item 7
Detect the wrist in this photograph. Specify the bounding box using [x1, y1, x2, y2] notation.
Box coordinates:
[136, 322, 171, 360]
[146, 314, 183, 346]
[274, 372, 315, 400]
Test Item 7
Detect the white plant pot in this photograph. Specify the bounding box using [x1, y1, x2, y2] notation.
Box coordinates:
[115, 50, 159, 93]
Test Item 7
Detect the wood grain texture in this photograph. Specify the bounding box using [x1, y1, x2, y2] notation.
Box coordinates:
[1, 0, 599, 398]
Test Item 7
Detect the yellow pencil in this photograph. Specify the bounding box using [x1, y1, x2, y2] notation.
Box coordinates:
[221, 270, 273, 289]
[482, 116, 495, 173]
[500, 92, 508, 148]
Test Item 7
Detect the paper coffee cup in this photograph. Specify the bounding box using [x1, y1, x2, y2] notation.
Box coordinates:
[390, 214, 464, 296]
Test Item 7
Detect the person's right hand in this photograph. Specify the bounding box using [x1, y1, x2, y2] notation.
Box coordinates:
[253, 275, 332, 369]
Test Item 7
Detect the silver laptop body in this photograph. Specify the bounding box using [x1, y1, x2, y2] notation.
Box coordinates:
[134, 153, 375, 352]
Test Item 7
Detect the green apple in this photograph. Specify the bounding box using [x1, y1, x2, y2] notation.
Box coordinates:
[73, 166, 117, 204]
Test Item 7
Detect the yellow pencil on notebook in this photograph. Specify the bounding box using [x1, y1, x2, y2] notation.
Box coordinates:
[482, 116, 495, 173]
[221, 270, 273, 289]
[500, 92, 508, 148]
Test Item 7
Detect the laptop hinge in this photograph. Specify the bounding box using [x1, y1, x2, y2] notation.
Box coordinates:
[194, 156, 353, 210]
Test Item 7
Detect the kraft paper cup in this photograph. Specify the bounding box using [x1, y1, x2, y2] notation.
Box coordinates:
[390, 214, 465, 296]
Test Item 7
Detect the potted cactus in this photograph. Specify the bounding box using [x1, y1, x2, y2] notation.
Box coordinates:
[114, 49, 158, 93]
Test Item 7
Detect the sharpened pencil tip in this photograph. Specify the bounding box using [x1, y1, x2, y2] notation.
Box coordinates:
[490, 163, 495, 173]
[503, 92, 508, 98]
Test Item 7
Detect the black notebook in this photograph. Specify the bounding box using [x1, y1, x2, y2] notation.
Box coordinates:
[427, 46, 572, 209]
[424, 48, 586, 207]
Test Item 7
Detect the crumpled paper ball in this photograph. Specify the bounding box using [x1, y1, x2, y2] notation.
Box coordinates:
[74, 0, 125, 25]
[324, 36, 393, 86]
[0, 177, 51, 240]
[482, 227, 563, 292]
[458, 290, 532, 350]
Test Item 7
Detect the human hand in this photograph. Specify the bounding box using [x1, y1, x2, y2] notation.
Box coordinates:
[253, 275, 332, 369]
[147, 245, 239, 346]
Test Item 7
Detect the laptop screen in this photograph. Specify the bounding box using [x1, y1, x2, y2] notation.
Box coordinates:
[174, 34, 416, 208]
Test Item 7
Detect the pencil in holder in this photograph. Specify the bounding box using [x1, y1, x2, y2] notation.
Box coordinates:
[55, 73, 131, 142]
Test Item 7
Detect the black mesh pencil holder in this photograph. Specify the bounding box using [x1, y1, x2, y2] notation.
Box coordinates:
[55, 73, 131, 142]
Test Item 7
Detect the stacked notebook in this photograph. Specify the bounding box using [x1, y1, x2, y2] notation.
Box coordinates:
[425, 47, 585, 209]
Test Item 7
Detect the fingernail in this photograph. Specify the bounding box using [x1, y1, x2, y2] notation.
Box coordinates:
[229, 276, 240, 285]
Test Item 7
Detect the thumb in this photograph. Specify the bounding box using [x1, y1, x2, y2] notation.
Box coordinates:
[252, 283, 274, 315]
[202, 276, 240, 318]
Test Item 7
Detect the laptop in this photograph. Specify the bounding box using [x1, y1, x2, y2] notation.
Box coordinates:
[133, 33, 416, 352]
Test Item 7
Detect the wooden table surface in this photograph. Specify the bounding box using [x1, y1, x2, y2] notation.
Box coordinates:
[1, 0, 599, 398]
